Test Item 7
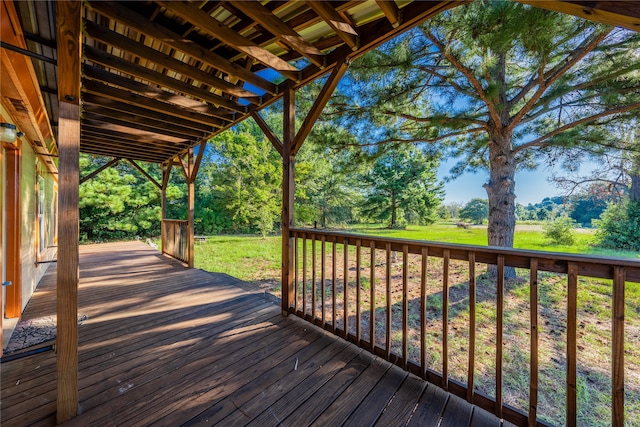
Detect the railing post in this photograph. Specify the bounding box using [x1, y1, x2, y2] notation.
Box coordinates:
[281, 88, 295, 316]
[187, 148, 195, 268]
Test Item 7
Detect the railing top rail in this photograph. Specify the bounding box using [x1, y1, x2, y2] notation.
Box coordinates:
[163, 219, 189, 223]
[290, 227, 640, 282]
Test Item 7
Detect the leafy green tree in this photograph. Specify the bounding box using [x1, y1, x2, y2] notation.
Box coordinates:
[360, 145, 443, 228]
[330, 1, 640, 260]
[295, 124, 363, 227]
[202, 121, 281, 237]
[459, 198, 489, 225]
[594, 200, 640, 251]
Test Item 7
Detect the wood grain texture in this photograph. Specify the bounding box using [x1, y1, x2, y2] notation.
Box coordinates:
[612, 266, 625, 427]
[56, 101, 81, 423]
[566, 262, 578, 427]
[56, 0, 81, 103]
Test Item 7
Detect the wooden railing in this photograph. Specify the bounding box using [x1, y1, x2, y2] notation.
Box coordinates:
[162, 219, 189, 264]
[287, 228, 640, 427]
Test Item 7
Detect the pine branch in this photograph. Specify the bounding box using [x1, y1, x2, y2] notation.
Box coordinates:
[513, 101, 640, 154]
[422, 28, 502, 125]
[382, 110, 487, 127]
[508, 28, 612, 130]
[340, 127, 486, 147]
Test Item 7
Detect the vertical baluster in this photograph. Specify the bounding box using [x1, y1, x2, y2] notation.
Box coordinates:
[302, 235, 307, 317]
[612, 266, 625, 427]
[312, 234, 317, 321]
[496, 254, 505, 418]
[370, 241, 376, 352]
[443, 249, 450, 390]
[386, 243, 392, 360]
[321, 235, 326, 326]
[467, 251, 476, 402]
[529, 258, 539, 427]
[402, 244, 409, 369]
[294, 232, 299, 313]
[567, 262, 578, 427]
[356, 239, 361, 344]
[421, 246, 428, 379]
[332, 237, 337, 330]
[343, 237, 349, 339]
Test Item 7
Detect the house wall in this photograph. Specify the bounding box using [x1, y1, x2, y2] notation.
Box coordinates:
[20, 139, 55, 312]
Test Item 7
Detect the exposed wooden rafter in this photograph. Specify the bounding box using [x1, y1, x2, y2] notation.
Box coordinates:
[156, 1, 301, 82]
[88, 1, 278, 95]
[79, 157, 121, 185]
[232, 1, 326, 68]
[307, 1, 359, 51]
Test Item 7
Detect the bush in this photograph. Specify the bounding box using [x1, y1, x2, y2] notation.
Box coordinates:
[543, 216, 577, 245]
[594, 200, 640, 251]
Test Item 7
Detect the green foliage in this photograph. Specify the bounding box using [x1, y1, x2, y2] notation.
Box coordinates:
[459, 198, 489, 224]
[543, 216, 577, 245]
[359, 145, 443, 228]
[79, 155, 181, 241]
[594, 200, 640, 251]
[199, 120, 281, 238]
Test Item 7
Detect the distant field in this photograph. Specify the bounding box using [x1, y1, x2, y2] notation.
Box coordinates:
[194, 222, 640, 282]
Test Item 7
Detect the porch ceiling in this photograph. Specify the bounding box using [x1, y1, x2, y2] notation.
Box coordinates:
[8, 1, 640, 165]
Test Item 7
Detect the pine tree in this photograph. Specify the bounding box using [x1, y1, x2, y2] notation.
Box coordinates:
[330, 1, 640, 266]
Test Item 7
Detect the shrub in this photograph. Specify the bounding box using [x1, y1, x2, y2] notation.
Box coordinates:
[543, 216, 577, 245]
[594, 200, 640, 251]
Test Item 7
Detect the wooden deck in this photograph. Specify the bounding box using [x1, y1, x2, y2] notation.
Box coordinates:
[1, 241, 504, 427]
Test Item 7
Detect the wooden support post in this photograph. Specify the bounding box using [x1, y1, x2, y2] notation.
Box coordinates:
[281, 88, 295, 316]
[161, 161, 171, 255]
[56, 1, 82, 422]
[187, 148, 195, 268]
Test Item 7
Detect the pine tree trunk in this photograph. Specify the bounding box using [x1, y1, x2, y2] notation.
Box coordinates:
[390, 195, 397, 227]
[483, 131, 517, 278]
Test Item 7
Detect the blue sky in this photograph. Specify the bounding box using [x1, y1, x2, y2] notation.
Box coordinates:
[438, 158, 564, 206]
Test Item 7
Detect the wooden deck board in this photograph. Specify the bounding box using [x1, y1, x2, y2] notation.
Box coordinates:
[1, 241, 501, 427]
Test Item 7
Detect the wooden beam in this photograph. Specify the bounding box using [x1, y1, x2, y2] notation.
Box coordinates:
[83, 65, 234, 121]
[82, 103, 206, 138]
[292, 58, 350, 154]
[82, 111, 205, 141]
[81, 123, 190, 146]
[84, 46, 248, 114]
[250, 110, 283, 156]
[518, 1, 640, 32]
[307, 1, 359, 51]
[56, 1, 81, 422]
[80, 145, 169, 164]
[127, 159, 162, 189]
[177, 154, 189, 180]
[157, 1, 301, 81]
[56, 1, 81, 104]
[189, 141, 207, 184]
[79, 135, 182, 158]
[281, 88, 295, 316]
[82, 94, 215, 133]
[82, 79, 226, 128]
[376, 0, 401, 28]
[79, 157, 121, 185]
[232, 1, 326, 68]
[187, 148, 195, 268]
[88, 0, 278, 95]
[84, 19, 261, 102]
[56, 101, 80, 424]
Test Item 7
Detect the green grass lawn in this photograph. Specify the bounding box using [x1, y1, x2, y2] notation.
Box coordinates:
[194, 222, 639, 280]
